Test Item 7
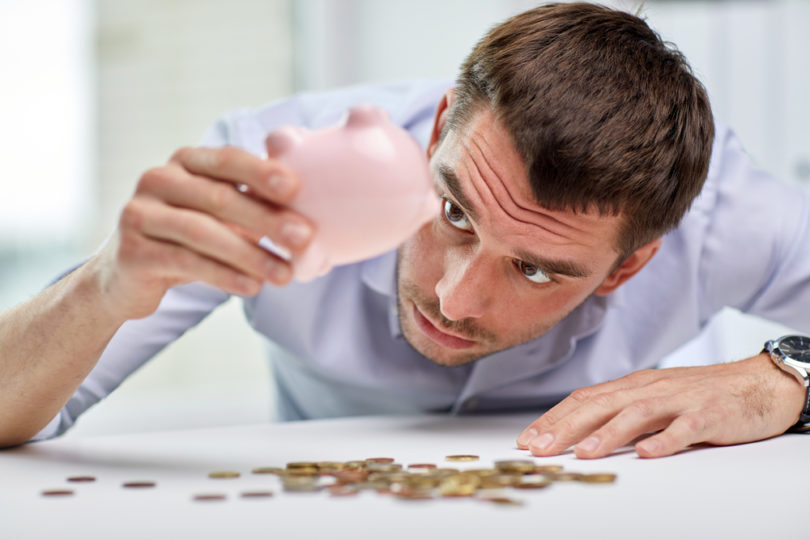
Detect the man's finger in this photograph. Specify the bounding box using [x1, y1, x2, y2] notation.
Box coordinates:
[140, 167, 314, 256]
[635, 412, 712, 458]
[572, 397, 677, 459]
[170, 146, 299, 205]
[516, 368, 687, 450]
[132, 197, 292, 285]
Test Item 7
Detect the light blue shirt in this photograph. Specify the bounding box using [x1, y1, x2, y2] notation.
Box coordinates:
[35, 79, 810, 440]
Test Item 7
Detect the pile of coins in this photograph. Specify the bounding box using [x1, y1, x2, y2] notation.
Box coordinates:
[41, 455, 616, 506]
[245, 455, 616, 505]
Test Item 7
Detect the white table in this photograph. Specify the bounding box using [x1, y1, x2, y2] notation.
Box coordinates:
[1, 413, 807, 540]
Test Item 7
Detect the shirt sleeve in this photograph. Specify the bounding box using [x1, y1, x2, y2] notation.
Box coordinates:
[697, 125, 810, 332]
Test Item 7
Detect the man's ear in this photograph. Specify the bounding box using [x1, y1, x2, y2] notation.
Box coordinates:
[427, 89, 456, 159]
[594, 238, 662, 296]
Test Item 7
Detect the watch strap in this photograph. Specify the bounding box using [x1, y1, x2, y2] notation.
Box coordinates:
[789, 385, 810, 432]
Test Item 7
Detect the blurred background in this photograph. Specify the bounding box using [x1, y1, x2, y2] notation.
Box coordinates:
[1, 0, 807, 437]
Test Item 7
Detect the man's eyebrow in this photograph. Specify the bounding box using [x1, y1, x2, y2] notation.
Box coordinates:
[513, 249, 591, 279]
[437, 163, 479, 222]
[437, 163, 590, 279]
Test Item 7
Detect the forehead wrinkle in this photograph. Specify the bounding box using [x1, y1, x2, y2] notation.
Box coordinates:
[466, 135, 586, 240]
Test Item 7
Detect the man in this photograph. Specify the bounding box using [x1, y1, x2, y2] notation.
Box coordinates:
[1, 3, 808, 458]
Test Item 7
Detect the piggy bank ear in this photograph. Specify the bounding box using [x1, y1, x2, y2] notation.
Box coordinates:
[266, 126, 305, 158]
[345, 104, 390, 128]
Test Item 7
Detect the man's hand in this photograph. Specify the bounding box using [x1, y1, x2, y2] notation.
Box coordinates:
[516, 353, 806, 459]
[89, 145, 314, 321]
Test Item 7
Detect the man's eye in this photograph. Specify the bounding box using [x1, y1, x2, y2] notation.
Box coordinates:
[515, 260, 552, 284]
[442, 198, 472, 231]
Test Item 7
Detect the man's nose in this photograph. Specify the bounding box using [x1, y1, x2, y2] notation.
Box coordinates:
[434, 252, 491, 321]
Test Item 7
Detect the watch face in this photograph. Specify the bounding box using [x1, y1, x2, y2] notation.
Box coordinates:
[779, 336, 810, 364]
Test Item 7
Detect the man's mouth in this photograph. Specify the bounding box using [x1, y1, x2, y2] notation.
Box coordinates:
[412, 303, 477, 350]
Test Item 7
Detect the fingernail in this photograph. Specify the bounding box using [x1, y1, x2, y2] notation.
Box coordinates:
[266, 259, 291, 283]
[268, 174, 288, 195]
[637, 439, 660, 454]
[517, 428, 538, 447]
[530, 432, 554, 451]
[577, 436, 599, 453]
[281, 221, 312, 248]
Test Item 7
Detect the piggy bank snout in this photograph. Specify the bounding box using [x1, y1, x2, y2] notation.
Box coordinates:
[345, 104, 391, 129]
[265, 126, 307, 157]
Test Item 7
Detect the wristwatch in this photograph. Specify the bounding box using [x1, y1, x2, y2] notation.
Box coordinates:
[764, 335, 810, 428]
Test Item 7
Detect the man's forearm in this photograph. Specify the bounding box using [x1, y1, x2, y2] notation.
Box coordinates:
[0, 259, 127, 447]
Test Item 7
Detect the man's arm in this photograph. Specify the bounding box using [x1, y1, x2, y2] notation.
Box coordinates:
[0, 145, 313, 448]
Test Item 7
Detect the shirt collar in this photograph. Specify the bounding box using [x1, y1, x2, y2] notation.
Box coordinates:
[360, 249, 402, 339]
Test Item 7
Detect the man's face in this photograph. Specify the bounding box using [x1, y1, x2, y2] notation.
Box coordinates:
[396, 107, 627, 367]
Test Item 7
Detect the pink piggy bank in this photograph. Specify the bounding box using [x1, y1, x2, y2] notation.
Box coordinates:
[263, 105, 439, 281]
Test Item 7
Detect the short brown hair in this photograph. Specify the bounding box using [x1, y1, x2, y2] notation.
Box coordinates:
[448, 2, 714, 256]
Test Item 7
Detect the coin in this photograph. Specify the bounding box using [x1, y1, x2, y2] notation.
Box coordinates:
[534, 465, 564, 474]
[439, 474, 481, 497]
[365, 457, 395, 464]
[283, 476, 320, 493]
[328, 484, 360, 497]
[333, 470, 368, 484]
[122, 481, 156, 488]
[240, 490, 274, 498]
[66, 476, 96, 483]
[251, 467, 285, 475]
[445, 454, 479, 462]
[494, 460, 536, 474]
[580, 473, 617, 484]
[193, 493, 226, 501]
[285, 467, 319, 476]
[208, 471, 240, 479]
[366, 462, 402, 473]
[407, 463, 437, 470]
[41, 489, 74, 497]
[286, 461, 318, 469]
[550, 472, 583, 482]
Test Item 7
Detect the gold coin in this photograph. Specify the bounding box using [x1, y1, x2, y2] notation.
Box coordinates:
[282, 476, 320, 493]
[66, 476, 96, 483]
[193, 493, 226, 501]
[286, 462, 318, 469]
[445, 454, 480, 462]
[439, 474, 481, 497]
[479, 474, 521, 489]
[534, 465, 564, 474]
[251, 467, 285, 475]
[580, 473, 617, 484]
[343, 460, 367, 469]
[366, 462, 402, 473]
[494, 460, 536, 474]
[122, 481, 156, 488]
[514, 478, 551, 489]
[285, 467, 319, 476]
[407, 463, 437, 470]
[550, 472, 583, 482]
[316, 461, 345, 470]
[208, 471, 240, 479]
[41, 489, 74, 497]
